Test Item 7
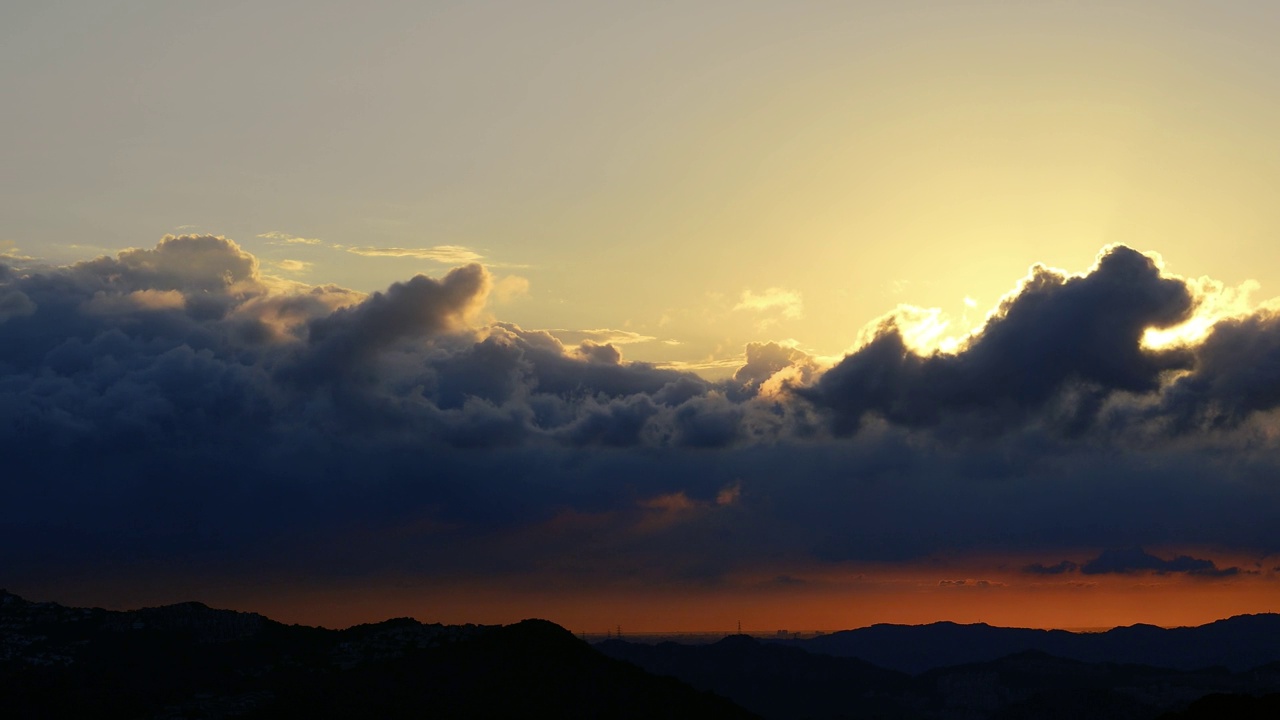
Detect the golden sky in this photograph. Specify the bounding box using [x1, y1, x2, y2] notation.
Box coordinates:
[5, 2, 1280, 632]
[6, 2, 1280, 371]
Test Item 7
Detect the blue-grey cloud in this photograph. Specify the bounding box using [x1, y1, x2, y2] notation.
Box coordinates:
[802, 246, 1195, 436]
[1023, 561, 1079, 575]
[1080, 548, 1241, 577]
[3, 237, 1280, 596]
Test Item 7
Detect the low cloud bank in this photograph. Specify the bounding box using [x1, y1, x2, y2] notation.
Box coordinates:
[3, 237, 1280, 589]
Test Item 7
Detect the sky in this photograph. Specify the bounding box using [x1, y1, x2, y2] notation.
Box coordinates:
[4, 1, 1280, 632]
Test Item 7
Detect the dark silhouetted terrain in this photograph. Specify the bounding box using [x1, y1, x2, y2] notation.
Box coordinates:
[783, 615, 1280, 673]
[0, 591, 753, 719]
[599, 630, 1280, 719]
[598, 633, 913, 719]
[10, 588, 1280, 720]
[1157, 692, 1280, 719]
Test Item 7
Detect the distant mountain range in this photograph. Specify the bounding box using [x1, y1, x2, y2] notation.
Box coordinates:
[8, 589, 1280, 719]
[0, 590, 750, 719]
[598, 616, 1280, 720]
[782, 615, 1280, 674]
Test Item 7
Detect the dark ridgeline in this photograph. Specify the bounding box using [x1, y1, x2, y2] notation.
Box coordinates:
[597, 619, 1280, 720]
[9, 588, 1280, 720]
[598, 634, 914, 719]
[782, 615, 1280, 674]
[0, 591, 753, 719]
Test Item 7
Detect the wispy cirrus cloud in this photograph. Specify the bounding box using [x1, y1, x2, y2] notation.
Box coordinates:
[345, 245, 483, 263]
[491, 275, 530, 304]
[547, 328, 657, 346]
[656, 356, 744, 374]
[734, 287, 803, 320]
[258, 231, 484, 265]
[258, 231, 324, 246]
[273, 259, 312, 274]
[0, 241, 34, 262]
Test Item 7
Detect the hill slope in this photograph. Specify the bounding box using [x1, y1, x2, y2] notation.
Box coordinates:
[598, 633, 1280, 720]
[0, 590, 753, 719]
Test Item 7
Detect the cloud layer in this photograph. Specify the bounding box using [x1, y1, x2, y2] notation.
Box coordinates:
[4, 238, 1280, 594]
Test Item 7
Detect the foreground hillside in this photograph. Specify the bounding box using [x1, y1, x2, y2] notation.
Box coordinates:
[10, 588, 1280, 720]
[0, 591, 752, 719]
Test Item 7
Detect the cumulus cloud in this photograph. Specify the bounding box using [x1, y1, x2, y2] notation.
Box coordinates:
[733, 341, 819, 396]
[0, 290, 36, 322]
[803, 246, 1195, 436]
[291, 263, 492, 385]
[82, 288, 186, 315]
[1152, 310, 1280, 431]
[95, 234, 261, 292]
[5, 237, 1280, 597]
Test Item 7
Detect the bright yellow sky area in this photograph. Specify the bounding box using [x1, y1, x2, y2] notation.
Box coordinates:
[5, 1, 1280, 372]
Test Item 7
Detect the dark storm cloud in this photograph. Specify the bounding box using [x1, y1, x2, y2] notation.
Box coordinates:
[1023, 561, 1079, 575]
[0, 289, 36, 322]
[803, 246, 1194, 435]
[1153, 311, 1280, 431]
[1023, 550, 1243, 577]
[1079, 548, 1240, 577]
[4, 237, 1280, 593]
[291, 265, 490, 384]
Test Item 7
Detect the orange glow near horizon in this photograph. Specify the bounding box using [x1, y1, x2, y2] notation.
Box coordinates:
[21, 552, 1277, 635]
[202, 574, 1280, 635]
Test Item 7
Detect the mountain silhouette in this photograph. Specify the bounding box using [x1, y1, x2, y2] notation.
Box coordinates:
[785, 615, 1280, 673]
[10, 589, 1280, 720]
[599, 633, 912, 718]
[0, 590, 752, 719]
[598, 627, 1280, 719]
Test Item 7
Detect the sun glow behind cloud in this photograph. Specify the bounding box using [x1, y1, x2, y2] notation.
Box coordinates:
[8, 2, 1277, 374]
[850, 247, 1279, 363]
[1142, 276, 1267, 350]
[7, 1, 1280, 631]
[855, 305, 968, 356]
[6, 235, 1280, 630]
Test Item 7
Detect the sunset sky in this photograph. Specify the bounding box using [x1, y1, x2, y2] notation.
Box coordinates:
[4, 1, 1280, 632]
